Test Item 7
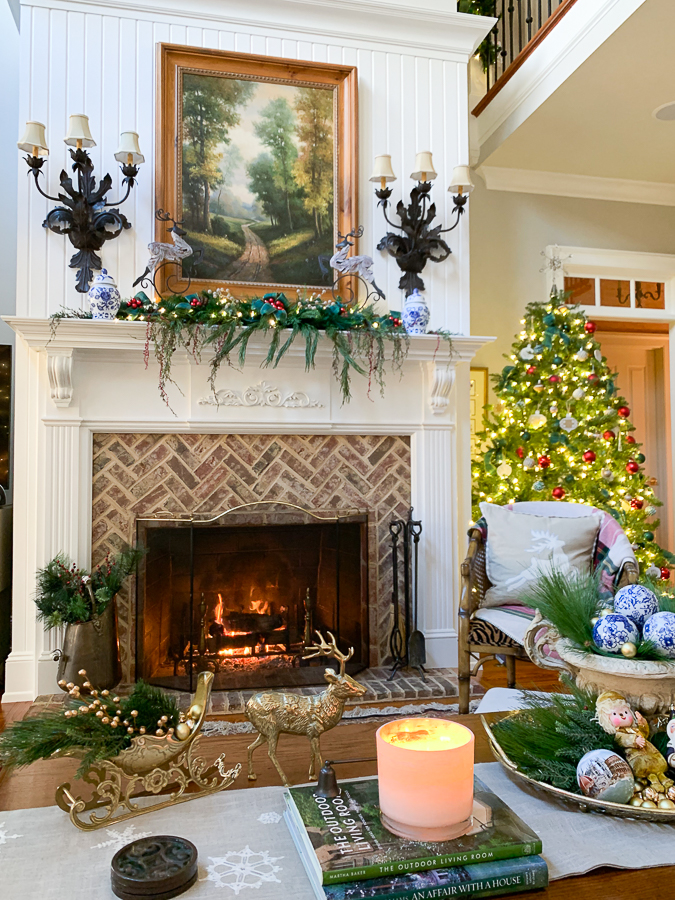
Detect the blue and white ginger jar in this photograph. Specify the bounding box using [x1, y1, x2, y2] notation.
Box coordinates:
[592, 613, 639, 653]
[613, 584, 659, 628]
[402, 289, 430, 335]
[88, 268, 121, 320]
[643, 611, 675, 659]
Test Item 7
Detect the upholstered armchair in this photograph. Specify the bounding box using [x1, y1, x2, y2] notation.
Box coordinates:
[458, 501, 639, 714]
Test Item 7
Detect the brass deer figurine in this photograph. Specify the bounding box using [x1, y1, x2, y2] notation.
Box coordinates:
[246, 631, 367, 786]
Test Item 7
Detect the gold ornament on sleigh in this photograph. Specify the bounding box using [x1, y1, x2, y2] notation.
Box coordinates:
[55, 671, 241, 830]
[246, 631, 367, 786]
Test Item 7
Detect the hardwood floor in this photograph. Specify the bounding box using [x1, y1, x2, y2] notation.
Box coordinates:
[1, 661, 672, 898]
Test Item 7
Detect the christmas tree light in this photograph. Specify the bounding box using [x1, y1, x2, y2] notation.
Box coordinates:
[472, 290, 674, 579]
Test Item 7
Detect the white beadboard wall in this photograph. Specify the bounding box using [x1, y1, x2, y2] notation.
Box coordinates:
[16, 0, 491, 333]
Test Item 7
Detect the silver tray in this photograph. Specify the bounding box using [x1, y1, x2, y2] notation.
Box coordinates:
[482, 714, 675, 823]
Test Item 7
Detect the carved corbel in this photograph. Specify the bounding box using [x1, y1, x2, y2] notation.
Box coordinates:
[428, 362, 455, 415]
[46, 349, 74, 408]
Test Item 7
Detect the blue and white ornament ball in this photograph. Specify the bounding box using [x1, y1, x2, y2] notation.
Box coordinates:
[613, 584, 659, 628]
[593, 613, 640, 654]
[643, 611, 675, 659]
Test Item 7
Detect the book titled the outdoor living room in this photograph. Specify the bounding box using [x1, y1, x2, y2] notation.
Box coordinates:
[285, 776, 542, 887]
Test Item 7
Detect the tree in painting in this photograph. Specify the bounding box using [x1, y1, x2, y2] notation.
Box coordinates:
[254, 98, 299, 232]
[293, 87, 333, 239]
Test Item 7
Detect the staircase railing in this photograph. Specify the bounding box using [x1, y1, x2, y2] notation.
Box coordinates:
[471, 0, 578, 115]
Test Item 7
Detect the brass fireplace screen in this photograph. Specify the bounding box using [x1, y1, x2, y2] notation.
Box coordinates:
[135, 503, 369, 692]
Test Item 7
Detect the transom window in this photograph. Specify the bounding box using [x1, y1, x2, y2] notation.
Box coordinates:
[564, 276, 665, 310]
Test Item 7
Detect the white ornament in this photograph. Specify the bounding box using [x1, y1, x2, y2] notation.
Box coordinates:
[497, 461, 513, 478]
[523, 457, 536, 470]
[595, 350, 603, 362]
[601, 468, 614, 482]
[528, 412, 547, 429]
[91, 824, 153, 852]
[646, 565, 662, 579]
[519, 345, 535, 360]
[572, 388, 585, 401]
[203, 847, 283, 894]
[575, 350, 589, 362]
[559, 416, 579, 433]
[257, 811, 282, 825]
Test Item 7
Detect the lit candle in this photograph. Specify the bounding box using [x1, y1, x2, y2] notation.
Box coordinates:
[376, 717, 474, 841]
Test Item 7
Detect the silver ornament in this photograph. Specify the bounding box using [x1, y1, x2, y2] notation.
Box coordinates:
[595, 350, 603, 362]
[497, 461, 512, 478]
[559, 416, 579, 433]
[523, 457, 536, 470]
[646, 565, 661, 578]
[519, 345, 535, 360]
[601, 468, 614, 482]
[575, 349, 589, 362]
[572, 388, 585, 400]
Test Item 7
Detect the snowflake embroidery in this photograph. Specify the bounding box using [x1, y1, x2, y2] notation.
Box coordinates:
[90, 824, 153, 851]
[203, 846, 283, 893]
[0, 823, 22, 855]
[257, 811, 281, 825]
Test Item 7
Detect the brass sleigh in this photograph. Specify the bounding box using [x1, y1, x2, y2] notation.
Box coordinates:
[55, 671, 241, 831]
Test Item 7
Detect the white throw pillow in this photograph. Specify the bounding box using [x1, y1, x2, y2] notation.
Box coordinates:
[479, 502, 602, 607]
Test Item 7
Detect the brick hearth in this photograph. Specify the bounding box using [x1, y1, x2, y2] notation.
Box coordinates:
[91, 433, 412, 682]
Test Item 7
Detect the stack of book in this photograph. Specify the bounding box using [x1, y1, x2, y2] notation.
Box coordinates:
[284, 776, 547, 899]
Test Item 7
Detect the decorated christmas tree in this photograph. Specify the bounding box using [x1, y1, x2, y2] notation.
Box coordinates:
[472, 289, 674, 579]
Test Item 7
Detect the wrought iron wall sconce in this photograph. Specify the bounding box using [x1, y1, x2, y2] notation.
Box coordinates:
[371, 152, 474, 296]
[17, 115, 144, 293]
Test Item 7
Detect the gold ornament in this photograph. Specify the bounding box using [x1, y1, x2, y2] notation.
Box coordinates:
[658, 798, 675, 810]
[620, 642, 637, 658]
[55, 671, 240, 831]
[641, 800, 657, 808]
[246, 631, 367, 786]
[629, 796, 643, 807]
[188, 705, 202, 720]
[600, 607, 614, 617]
[175, 722, 191, 741]
[590, 617, 599, 627]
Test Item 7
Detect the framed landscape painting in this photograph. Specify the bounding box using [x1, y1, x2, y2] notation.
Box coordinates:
[156, 45, 358, 297]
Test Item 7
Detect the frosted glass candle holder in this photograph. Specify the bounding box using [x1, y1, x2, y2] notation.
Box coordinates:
[376, 717, 474, 841]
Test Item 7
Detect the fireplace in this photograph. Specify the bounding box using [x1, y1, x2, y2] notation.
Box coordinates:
[136, 505, 369, 691]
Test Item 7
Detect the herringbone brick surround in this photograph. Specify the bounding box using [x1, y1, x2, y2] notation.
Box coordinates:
[92, 433, 411, 681]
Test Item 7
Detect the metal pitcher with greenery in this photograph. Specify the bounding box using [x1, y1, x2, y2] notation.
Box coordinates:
[35, 546, 142, 691]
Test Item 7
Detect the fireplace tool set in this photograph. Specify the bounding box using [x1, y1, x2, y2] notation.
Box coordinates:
[388, 509, 426, 680]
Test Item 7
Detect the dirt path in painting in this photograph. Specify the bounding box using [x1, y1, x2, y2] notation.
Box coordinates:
[225, 224, 273, 283]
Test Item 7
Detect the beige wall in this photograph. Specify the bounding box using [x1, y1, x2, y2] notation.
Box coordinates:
[469, 180, 675, 399]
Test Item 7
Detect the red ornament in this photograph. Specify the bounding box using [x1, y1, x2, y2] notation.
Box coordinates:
[626, 460, 640, 474]
[582, 450, 596, 463]
[631, 498, 644, 510]
[516, 447, 525, 459]
[548, 375, 561, 384]
[552, 487, 565, 499]
[626, 435, 636, 444]
[538, 456, 551, 469]
[588, 373, 599, 383]
[661, 567, 671, 581]
[584, 321, 597, 334]
[603, 430, 616, 441]
[526, 366, 537, 375]
[617, 406, 630, 418]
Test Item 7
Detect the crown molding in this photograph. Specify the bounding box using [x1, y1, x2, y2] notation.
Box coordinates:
[23, 0, 495, 59]
[480, 166, 675, 208]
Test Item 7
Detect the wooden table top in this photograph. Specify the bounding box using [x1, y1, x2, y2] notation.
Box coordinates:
[0, 710, 672, 898]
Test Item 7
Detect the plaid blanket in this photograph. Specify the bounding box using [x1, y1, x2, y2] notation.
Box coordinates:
[472, 503, 637, 600]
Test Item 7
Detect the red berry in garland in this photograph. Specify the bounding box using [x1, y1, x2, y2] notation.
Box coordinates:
[626, 460, 640, 474]
[631, 498, 644, 510]
[603, 430, 616, 441]
[584, 321, 597, 334]
[538, 455, 551, 469]
[516, 447, 525, 459]
[661, 567, 671, 581]
[582, 450, 596, 463]
[526, 366, 536, 375]
[626, 435, 636, 444]
[617, 406, 630, 418]
[552, 486, 565, 499]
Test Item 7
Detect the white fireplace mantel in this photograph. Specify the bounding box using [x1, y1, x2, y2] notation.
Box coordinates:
[4, 317, 493, 701]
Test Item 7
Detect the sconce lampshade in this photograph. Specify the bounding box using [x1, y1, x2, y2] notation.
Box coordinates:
[410, 151, 437, 182]
[64, 114, 96, 148]
[17, 121, 49, 157]
[115, 131, 145, 165]
[369, 154, 397, 183]
[448, 165, 475, 195]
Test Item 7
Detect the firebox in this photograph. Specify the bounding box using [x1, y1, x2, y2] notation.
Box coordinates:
[135, 504, 369, 691]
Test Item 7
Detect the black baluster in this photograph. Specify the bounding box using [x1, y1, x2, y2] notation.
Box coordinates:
[508, 2, 514, 66]
[501, 0, 508, 76]
[517, 0, 523, 53]
[538, 0, 542, 30]
[526, 0, 533, 41]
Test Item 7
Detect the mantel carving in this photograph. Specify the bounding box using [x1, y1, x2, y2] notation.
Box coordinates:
[429, 363, 455, 415]
[46, 349, 74, 408]
[199, 381, 324, 410]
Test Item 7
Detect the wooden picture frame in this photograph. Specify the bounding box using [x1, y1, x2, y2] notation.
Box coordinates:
[156, 44, 358, 298]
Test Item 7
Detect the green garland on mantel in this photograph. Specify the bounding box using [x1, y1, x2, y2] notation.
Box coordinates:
[52, 289, 454, 408]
